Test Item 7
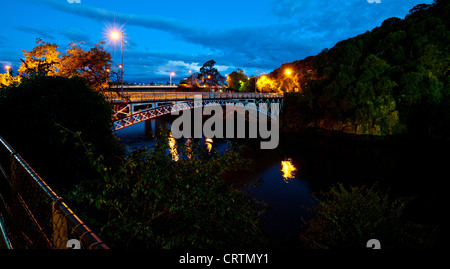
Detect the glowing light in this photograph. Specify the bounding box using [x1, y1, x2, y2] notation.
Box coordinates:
[281, 158, 296, 183]
[285, 69, 292, 76]
[185, 139, 192, 159]
[103, 23, 126, 49]
[5, 65, 11, 70]
[110, 31, 121, 40]
[205, 138, 213, 152]
[168, 133, 179, 162]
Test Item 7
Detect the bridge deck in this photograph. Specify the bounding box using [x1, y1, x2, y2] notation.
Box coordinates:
[106, 92, 283, 104]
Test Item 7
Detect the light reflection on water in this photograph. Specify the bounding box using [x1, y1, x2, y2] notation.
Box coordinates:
[281, 158, 297, 183]
[114, 120, 313, 248]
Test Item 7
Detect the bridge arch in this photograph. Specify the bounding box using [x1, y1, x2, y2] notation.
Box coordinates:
[112, 97, 282, 131]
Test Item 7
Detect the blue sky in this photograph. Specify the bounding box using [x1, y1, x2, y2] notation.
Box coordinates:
[1, 0, 432, 83]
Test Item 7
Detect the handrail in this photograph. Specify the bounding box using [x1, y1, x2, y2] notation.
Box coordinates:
[106, 91, 283, 103]
[0, 135, 108, 249]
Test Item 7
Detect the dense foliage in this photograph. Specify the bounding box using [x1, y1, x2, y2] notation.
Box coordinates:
[10, 38, 112, 91]
[279, 1, 450, 137]
[300, 183, 439, 249]
[0, 74, 267, 249]
[183, 60, 227, 88]
[0, 75, 124, 188]
[68, 131, 268, 249]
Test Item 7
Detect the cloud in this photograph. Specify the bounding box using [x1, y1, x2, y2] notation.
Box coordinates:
[15, 26, 55, 40]
[30, 0, 433, 82]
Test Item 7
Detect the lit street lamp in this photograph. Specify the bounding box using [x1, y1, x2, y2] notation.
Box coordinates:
[5, 65, 11, 76]
[170, 72, 175, 86]
[110, 30, 124, 94]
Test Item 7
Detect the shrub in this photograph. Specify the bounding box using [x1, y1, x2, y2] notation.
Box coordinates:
[300, 183, 439, 249]
[68, 130, 268, 249]
[0, 75, 124, 189]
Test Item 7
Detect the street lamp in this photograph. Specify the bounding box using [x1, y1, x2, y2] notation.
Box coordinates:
[5, 65, 11, 76]
[110, 30, 124, 94]
[285, 69, 292, 76]
[170, 72, 175, 86]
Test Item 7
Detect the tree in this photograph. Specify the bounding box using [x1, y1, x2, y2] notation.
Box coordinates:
[256, 75, 278, 93]
[0, 75, 124, 189]
[185, 72, 202, 88]
[18, 38, 61, 76]
[241, 76, 257, 92]
[199, 60, 226, 87]
[226, 69, 247, 91]
[18, 39, 112, 91]
[58, 42, 112, 91]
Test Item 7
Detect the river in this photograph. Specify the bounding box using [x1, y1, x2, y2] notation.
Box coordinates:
[114, 117, 447, 248]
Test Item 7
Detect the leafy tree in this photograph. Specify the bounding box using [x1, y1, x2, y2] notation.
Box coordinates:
[226, 69, 247, 91]
[58, 42, 112, 91]
[241, 76, 257, 92]
[18, 39, 112, 91]
[0, 75, 124, 189]
[278, 0, 450, 136]
[18, 38, 61, 76]
[199, 60, 226, 87]
[256, 75, 279, 93]
[185, 72, 202, 88]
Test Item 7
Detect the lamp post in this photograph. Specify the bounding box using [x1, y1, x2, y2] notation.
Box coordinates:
[285, 69, 293, 92]
[248, 62, 257, 93]
[5, 65, 11, 76]
[110, 30, 124, 94]
[170, 72, 175, 86]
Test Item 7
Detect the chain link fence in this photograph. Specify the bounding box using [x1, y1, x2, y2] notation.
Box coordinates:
[0, 135, 108, 249]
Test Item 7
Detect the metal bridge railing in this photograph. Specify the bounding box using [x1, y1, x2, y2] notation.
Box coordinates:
[106, 91, 283, 104]
[0, 135, 108, 249]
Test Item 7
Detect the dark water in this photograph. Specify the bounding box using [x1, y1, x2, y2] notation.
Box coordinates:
[115, 119, 448, 248]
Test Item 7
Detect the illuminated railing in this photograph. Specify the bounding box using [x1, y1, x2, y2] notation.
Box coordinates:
[106, 91, 283, 103]
[0, 135, 108, 249]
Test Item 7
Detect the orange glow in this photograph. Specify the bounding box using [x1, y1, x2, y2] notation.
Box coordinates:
[5, 65, 11, 70]
[257, 75, 280, 93]
[285, 69, 292, 76]
[205, 138, 213, 152]
[168, 133, 179, 161]
[281, 158, 296, 183]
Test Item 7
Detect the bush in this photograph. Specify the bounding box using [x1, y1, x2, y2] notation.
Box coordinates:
[299, 183, 439, 249]
[0, 75, 124, 189]
[68, 130, 268, 249]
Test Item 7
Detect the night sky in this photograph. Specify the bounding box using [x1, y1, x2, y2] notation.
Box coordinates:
[1, 0, 433, 83]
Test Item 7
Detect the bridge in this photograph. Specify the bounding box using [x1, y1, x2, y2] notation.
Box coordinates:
[107, 92, 284, 131]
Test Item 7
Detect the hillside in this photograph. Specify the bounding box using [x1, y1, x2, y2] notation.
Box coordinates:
[279, 0, 450, 137]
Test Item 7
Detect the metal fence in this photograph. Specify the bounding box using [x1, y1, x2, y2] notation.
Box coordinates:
[106, 91, 284, 104]
[0, 135, 108, 249]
